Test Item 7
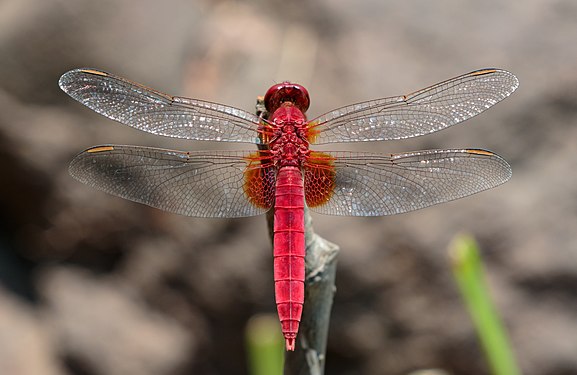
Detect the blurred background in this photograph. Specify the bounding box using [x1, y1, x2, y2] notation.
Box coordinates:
[0, 0, 575, 374]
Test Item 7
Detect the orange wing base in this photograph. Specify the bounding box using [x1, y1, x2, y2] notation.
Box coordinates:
[304, 151, 336, 207]
[243, 152, 276, 209]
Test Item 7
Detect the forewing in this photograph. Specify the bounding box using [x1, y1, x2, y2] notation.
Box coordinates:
[308, 69, 518, 144]
[69, 145, 275, 217]
[59, 69, 262, 143]
[306, 149, 511, 216]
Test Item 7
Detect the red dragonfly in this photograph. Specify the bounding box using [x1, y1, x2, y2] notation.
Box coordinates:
[60, 68, 517, 350]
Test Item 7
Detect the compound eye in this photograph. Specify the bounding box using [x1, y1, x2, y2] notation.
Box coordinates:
[264, 82, 310, 113]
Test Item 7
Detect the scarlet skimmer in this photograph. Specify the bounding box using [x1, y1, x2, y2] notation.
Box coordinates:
[60, 68, 518, 350]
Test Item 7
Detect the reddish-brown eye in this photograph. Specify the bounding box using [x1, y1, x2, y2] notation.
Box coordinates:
[264, 82, 310, 114]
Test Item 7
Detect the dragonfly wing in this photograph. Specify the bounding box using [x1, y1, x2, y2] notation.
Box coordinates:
[59, 69, 263, 144]
[305, 149, 511, 216]
[69, 145, 275, 217]
[308, 69, 518, 143]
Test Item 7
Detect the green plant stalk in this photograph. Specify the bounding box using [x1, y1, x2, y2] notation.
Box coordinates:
[246, 314, 284, 375]
[449, 234, 520, 375]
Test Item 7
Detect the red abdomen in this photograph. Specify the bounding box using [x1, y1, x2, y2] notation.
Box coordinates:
[273, 166, 305, 351]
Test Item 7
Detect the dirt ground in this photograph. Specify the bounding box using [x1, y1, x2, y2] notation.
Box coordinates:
[0, 1, 576, 374]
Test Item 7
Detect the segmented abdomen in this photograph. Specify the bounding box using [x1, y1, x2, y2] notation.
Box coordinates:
[273, 166, 305, 351]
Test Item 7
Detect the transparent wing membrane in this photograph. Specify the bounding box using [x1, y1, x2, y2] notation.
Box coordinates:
[63, 68, 516, 219]
[309, 69, 519, 143]
[59, 69, 262, 143]
[305, 149, 511, 216]
[69, 145, 274, 217]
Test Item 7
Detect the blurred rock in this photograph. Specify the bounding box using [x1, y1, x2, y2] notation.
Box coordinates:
[0, 287, 63, 375]
[40, 267, 192, 375]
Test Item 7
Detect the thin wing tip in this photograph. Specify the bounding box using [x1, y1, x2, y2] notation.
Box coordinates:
[59, 67, 108, 91]
[499, 69, 520, 93]
[58, 68, 81, 92]
[58, 70, 75, 91]
[471, 67, 520, 93]
[494, 160, 513, 185]
[68, 144, 115, 174]
[487, 67, 520, 93]
[67, 155, 85, 181]
[466, 148, 513, 184]
[502, 159, 513, 183]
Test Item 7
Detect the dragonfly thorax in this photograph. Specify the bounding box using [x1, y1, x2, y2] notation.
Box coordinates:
[269, 103, 310, 167]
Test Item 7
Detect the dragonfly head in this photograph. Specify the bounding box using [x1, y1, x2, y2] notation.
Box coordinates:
[264, 82, 310, 114]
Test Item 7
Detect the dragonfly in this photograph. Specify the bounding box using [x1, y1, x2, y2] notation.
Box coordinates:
[60, 67, 518, 351]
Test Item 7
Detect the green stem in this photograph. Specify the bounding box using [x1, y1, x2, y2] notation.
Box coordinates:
[449, 234, 520, 375]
